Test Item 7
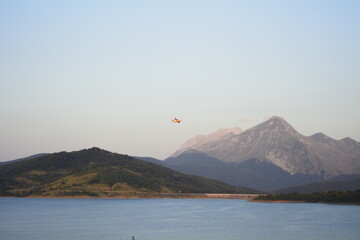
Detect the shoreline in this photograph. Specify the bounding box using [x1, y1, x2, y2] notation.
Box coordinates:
[2, 195, 358, 204]
[1, 193, 262, 200]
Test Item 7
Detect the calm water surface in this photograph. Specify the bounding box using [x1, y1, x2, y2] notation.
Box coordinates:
[0, 198, 359, 240]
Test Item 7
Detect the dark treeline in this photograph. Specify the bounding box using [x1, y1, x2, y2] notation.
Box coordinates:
[255, 190, 360, 204]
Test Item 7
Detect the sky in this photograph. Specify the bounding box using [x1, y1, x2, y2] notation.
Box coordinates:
[1, 0, 359, 161]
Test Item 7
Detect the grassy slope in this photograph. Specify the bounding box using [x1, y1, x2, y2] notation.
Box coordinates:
[0, 147, 255, 197]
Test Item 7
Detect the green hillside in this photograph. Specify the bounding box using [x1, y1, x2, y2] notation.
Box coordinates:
[0, 147, 254, 197]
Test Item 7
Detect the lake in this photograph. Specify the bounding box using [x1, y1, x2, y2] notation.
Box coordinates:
[0, 198, 359, 240]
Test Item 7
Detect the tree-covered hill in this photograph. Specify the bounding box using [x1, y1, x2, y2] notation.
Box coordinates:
[0, 147, 255, 197]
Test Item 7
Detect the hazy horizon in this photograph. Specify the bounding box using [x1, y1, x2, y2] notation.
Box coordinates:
[1, 0, 359, 161]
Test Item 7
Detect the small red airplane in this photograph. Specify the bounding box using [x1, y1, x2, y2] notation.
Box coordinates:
[172, 117, 181, 123]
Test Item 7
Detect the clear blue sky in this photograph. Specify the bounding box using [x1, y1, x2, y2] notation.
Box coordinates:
[1, 0, 359, 161]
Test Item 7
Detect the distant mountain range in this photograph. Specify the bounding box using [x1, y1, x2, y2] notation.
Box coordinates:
[164, 116, 360, 191]
[2, 116, 359, 194]
[0, 148, 255, 197]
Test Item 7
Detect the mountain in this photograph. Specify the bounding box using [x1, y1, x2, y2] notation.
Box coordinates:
[167, 116, 360, 191]
[171, 127, 242, 157]
[164, 151, 324, 191]
[0, 147, 255, 197]
[171, 116, 360, 178]
[165, 151, 239, 184]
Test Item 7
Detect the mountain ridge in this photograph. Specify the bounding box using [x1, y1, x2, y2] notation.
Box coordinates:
[171, 127, 242, 158]
[164, 116, 360, 191]
[164, 151, 326, 191]
[0, 153, 49, 165]
[170, 116, 360, 178]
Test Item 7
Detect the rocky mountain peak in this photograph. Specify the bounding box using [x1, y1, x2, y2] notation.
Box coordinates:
[266, 116, 293, 127]
[170, 116, 360, 178]
[341, 137, 357, 144]
[245, 116, 299, 137]
[171, 127, 242, 157]
[340, 137, 360, 152]
[310, 132, 334, 142]
[269, 115, 285, 120]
